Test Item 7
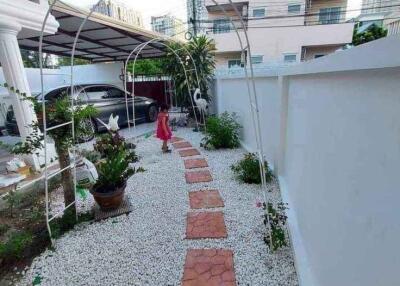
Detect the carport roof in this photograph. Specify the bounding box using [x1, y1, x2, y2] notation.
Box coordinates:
[17, 2, 175, 63]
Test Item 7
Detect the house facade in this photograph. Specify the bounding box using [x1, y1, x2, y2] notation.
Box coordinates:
[358, 0, 400, 35]
[203, 0, 355, 68]
[93, 0, 144, 28]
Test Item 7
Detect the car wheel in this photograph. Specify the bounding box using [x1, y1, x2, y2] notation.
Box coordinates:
[77, 118, 96, 142]
[146, 105, 158, 122]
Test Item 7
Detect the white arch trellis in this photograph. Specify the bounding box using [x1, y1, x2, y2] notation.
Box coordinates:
[37, 0, 204, 243]
[123, 37, 204, 135]
[39, 0, 108, 243]
[37, 0, 273, 250]
[210, 0, 274, 251]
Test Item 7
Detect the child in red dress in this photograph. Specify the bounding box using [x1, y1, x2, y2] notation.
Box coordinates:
[156, 103, 172, 153]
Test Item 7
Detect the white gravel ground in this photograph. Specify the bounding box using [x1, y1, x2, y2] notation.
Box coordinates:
[18, 128, 298, 286]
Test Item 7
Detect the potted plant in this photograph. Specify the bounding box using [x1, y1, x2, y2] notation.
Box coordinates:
[90, 150, 135, 211]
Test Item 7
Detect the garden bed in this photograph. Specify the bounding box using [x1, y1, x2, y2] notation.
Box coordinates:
[16, 128, 298, 285]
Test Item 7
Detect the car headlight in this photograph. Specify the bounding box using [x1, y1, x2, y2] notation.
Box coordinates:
[144, 101, 151, 104]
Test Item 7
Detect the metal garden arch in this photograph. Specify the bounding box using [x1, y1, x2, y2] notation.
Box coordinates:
[210, 0, 274, 250]
[123, 37, 205, 134]
[38, 0, 273, 249]
[39, 0, 109, 243]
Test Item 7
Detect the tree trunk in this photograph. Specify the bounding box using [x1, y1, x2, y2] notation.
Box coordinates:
[54, 144, 76, 214]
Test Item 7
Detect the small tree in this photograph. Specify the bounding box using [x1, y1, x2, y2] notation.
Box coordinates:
[1, 83, 97, 217]
[127, 58, 166, 75]
[352, 24, 388, 46]
[41, 95, 97, 213]
[163, 35, 216, 109]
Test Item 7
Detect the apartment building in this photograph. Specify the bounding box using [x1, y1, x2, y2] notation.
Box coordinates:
[151, 14, 186, 40]
[358, 0, 400, 34]
[187, 0, 208, 35]
[204, 0, 355, 68]
[93, 0, 144, 28]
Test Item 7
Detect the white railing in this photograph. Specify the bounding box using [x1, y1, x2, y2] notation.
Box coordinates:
[388, 19, 400, 36]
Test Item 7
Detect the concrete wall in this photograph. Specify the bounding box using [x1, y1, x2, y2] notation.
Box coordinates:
[214, 36, 400, 286]
[0, 62, 124, 126]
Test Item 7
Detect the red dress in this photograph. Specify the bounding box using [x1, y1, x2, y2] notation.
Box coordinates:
[156, 112, 172, 141]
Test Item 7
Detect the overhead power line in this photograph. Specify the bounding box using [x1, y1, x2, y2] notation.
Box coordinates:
[194, 3, 400, 23]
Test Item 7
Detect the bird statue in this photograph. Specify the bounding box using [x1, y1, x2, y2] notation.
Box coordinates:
[96, 114, 120, 132]
[193, 88, 208, 127]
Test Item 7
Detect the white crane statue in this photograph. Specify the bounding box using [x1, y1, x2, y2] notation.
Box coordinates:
[193, 88, 208, 128]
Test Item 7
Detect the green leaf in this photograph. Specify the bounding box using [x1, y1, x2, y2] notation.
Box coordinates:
[32, 274, 42, 285]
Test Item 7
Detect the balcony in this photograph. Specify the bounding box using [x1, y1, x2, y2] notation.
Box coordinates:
[208, 21, 354, 55]
[304, 0, 348, 26]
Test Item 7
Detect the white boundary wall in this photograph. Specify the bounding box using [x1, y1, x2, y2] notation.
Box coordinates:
[214, 35, 400, 286]
[0, 62, 124, 126]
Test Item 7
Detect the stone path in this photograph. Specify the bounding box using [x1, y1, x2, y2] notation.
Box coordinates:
[189, 190, 224, 209]
[172, 137, 237, 286]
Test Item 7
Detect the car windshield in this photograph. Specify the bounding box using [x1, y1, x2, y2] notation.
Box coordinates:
[43, 86, 81, 101]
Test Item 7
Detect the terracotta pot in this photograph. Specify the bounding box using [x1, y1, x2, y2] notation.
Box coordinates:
[90, 182, 126, 211]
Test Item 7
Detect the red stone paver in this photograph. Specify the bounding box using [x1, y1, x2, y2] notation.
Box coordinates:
[189, 190, 224, 209]
[182, 249, 236, 286]
[179, 148, 201, 157]
[184, 158, 208, 169]
[173, 141, 193, 149]
[186, 211, 227, 239]
[185, 170, 213, 184]
[171, 137, 184, 143]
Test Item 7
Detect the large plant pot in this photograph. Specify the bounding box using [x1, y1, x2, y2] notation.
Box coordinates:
[90, 182, 126, 211]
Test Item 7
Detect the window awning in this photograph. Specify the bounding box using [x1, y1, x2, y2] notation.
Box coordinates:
[17, 2, 175, 63]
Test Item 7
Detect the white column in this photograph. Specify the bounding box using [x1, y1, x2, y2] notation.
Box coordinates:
[0, 18, 40, 170]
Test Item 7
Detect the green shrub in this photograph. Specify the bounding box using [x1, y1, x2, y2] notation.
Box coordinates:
[94, 131, 137, 163]
[263, 202, 288, 251]
[201, 112, 241, 150]
[80, 149, 101, 164]
[231, 153, 274, 184]
[0, 231, 33, 259]
[0, 224, 9, 236]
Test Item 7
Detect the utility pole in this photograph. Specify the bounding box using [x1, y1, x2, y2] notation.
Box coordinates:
[191, 0, 198, 36]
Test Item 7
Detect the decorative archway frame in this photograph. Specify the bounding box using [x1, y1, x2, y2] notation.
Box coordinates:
[210, 0, 274, 251]
[38, 0, 271, 249]
[39, 0, 107, 243]
[123, 36, 205, 135]
[38, 0, 204, 243]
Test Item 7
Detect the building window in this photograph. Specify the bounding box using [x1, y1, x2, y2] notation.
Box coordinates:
[359, 19, 383, 27]
[228, 59, 242, 68]
[288, 4, 301, 14]
[319, 7, 341, 24]
[283, 54, 297, 63]
[251, 55, 263, 64]
[213, 19, 232, 34]
[314, 54, 325, 59]
[252, 8, 265, 18]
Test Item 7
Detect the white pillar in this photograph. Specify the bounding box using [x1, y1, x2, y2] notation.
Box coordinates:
[0, 18, 40, 170]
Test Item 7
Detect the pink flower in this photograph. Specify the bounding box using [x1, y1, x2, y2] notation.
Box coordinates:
[256, 201, 262, 208]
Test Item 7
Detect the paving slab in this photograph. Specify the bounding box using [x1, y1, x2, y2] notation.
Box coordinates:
[189, 190, 224, 209]
[186, 211, 227, 239]
[184, 158, 208, 169]
[179, 148, 201, 157]
[185, 170, 213, 184]
[173, 141, 193, 149]
[171, 137, 184, 143]
[182, 249, 236, 286]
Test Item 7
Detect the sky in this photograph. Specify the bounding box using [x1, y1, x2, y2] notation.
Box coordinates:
[65, 0, 362, 29]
